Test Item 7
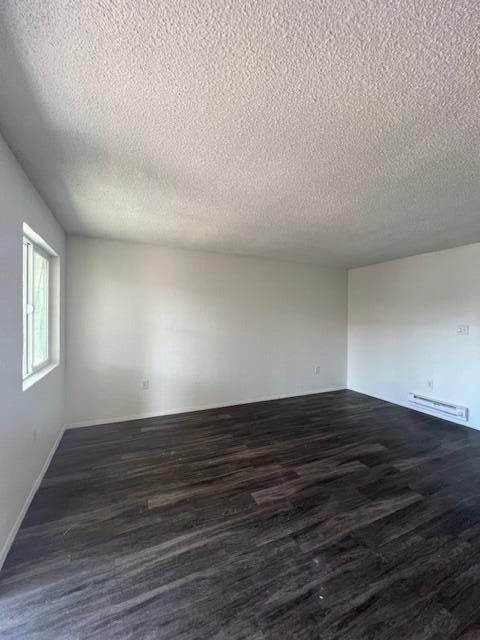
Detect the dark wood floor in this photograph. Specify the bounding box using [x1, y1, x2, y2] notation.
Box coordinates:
[2, 390, 480, 639]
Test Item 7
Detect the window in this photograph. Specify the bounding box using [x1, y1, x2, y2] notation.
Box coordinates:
[22, 226, 58, 386]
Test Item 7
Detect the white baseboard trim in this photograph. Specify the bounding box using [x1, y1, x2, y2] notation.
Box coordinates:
[0, 426, 65, 571]
[66, 387, 346, 430]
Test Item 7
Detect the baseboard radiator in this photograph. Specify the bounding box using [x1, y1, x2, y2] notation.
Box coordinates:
[408, 392, 468, 421]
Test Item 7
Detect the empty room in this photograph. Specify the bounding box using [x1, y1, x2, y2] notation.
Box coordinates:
[1, 1, 479, 638]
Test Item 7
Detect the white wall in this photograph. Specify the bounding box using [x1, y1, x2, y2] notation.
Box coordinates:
[348, 243, 480, 429]
[65, 237, 347, 427]
[0, 135, 65, 565]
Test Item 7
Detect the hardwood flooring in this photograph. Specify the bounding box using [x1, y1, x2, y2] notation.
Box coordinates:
[2, 390, 480, 639]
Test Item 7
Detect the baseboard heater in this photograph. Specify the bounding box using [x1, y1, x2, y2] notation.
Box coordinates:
[408, 392, 468, 421]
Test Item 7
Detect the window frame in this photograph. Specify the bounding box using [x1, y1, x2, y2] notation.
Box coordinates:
[22, 224, 59, 390]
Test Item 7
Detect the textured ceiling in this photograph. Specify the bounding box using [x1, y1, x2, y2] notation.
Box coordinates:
[0, 1, 479, 267]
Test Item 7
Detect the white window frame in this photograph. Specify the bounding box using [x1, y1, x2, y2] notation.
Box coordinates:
[22, 224, 59, 390]
[23, 238, 51, 377]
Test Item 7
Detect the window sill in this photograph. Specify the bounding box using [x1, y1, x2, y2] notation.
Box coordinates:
[23, 362, 59, 391]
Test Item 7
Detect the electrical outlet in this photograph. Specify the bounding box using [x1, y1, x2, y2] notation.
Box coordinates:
[456, 325, 470, 336]
[314, 366, 321, 375]
[142, 379, 150, 390]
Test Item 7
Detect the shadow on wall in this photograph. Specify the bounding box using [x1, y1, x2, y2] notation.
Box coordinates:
[65, 241, 337, 426]
[67, 259, 227, 424]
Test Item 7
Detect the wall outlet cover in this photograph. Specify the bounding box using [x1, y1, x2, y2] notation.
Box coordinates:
[456, 325, 470, 336]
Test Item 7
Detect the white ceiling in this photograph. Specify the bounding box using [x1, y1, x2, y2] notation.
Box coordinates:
[0, 1, 479, 267]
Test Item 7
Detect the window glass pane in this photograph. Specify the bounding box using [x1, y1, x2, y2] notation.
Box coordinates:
[23, 241, 29, 376]
[33, 250, 49, 366]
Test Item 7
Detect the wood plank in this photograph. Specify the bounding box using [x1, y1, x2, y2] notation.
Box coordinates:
[1, 389, 480, 639]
